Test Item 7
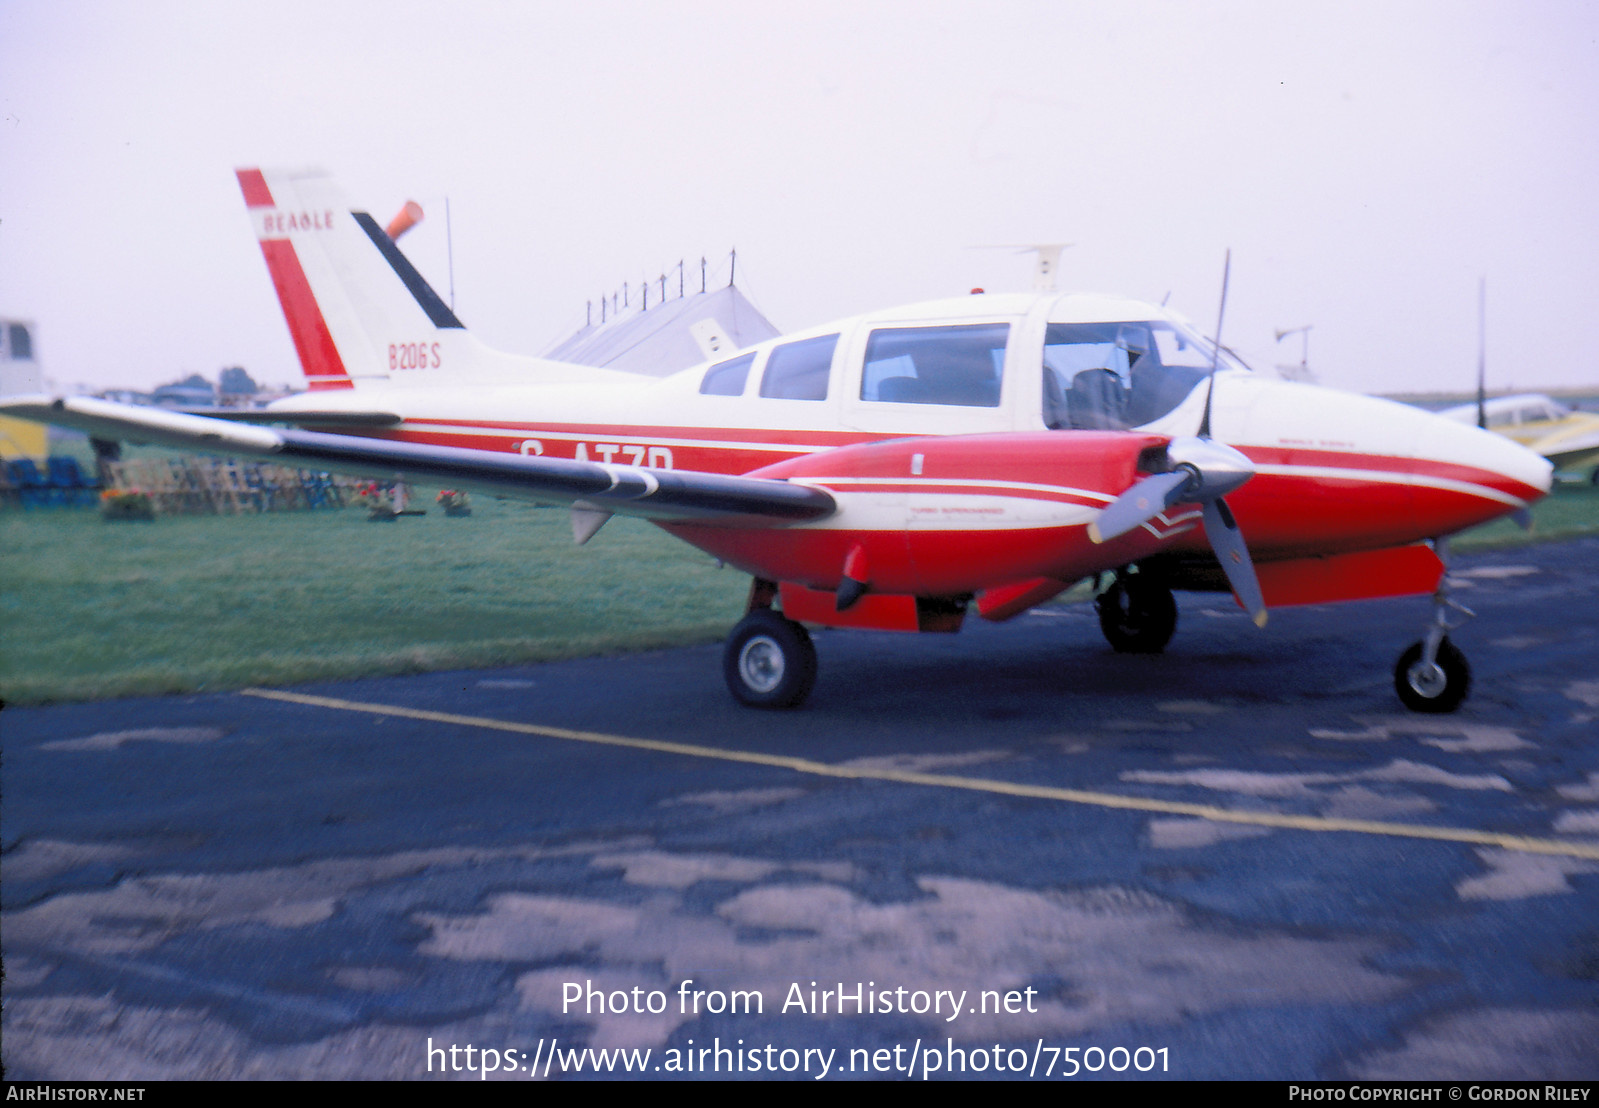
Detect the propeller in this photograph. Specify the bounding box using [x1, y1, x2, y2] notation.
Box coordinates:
[1087, 250, 1268, 627]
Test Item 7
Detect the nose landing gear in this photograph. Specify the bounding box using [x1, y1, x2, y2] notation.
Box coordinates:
[1394, 637, 1472, 713]
[1394, 539, 1474, 713]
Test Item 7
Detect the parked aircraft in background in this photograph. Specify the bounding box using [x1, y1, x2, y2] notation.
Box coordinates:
[1439, 393, 1599, 484]
[3, 168, 1553, 713]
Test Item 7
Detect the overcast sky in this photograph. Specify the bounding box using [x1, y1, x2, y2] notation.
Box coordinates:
[2, 0, 1596, 396]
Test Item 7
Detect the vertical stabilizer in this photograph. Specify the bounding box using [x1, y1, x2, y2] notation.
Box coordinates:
[237, 168, 463, 391]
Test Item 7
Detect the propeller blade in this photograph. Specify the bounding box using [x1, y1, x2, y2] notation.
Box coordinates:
[1198, 248, 1231, 439]
[1202, 497, 1267, 627]
[1088, 469, 1193, 544]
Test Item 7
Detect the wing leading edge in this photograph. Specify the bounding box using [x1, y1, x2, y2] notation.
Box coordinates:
[2, 396, 835, 524]
[174, 408, 405, 427]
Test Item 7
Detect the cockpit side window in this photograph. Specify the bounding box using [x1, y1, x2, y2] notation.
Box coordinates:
[861, 323, 1008, 407]
[1043, 321, 1210, 430]
[760, 334, 838, 401]
[699, 352, 756, 396]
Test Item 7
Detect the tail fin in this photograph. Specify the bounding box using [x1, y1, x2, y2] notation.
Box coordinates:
[237, 168, 464, 391]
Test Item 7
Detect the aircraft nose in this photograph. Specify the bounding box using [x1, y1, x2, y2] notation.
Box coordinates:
[1408, 408, 1552, 531]
[1230, 378, 1551, 548]
[1423, 412, 1551, 495]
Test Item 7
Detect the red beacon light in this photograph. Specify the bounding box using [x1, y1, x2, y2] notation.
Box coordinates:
[385, 201, 425, 241]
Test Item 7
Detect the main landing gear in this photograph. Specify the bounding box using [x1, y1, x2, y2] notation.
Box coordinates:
[1393, 539, 1474, 713]
[723, 554, 1480, 712]
[724, 608, 818, 709]
[1095, 570, 1178, 654]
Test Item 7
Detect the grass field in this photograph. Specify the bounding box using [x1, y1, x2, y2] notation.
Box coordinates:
[1, 488, 749, 704]
[1448, 480, 1599, 549]
[3, 478, 1595, 706]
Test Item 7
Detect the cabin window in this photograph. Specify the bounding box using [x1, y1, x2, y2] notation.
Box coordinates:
[860, 323, 1008, 407]
[1043, 321, 1214, 430]
[760, 334, 838, 401]
[700, 352, 755, 396]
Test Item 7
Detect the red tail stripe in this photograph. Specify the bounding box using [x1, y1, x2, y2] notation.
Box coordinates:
[236, 168, 275, 209]
[257, 239, 349, 389]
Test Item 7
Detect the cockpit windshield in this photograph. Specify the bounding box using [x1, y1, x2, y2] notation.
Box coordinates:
[1042, 320, 1247, 431]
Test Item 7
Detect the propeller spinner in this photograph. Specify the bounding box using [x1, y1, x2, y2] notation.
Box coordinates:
[1087, 435, 1268, 627]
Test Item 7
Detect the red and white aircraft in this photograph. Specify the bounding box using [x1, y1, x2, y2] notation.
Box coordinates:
[6, 168, 1553, 712]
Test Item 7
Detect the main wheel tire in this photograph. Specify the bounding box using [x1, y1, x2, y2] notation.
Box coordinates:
[723, 610, 818, 709]
[1096, 578, 1178, 654]
[1394, 638, 1471, 713]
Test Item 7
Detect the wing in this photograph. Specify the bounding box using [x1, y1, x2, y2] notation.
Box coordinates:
[175, 408, 404, 428]
[2, 396, 835, 524]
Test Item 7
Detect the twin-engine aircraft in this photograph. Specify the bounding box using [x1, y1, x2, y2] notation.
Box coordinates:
[5, 169, 1552, 712]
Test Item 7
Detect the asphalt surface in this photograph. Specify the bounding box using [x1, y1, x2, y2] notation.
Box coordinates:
[3, 537, 1597, 1081]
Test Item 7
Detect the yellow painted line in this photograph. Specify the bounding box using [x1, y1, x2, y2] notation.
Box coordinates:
[240, 688, 1599, 862]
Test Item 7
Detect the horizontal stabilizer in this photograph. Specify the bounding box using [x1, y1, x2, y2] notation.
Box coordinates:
[8, 395, 285, 454]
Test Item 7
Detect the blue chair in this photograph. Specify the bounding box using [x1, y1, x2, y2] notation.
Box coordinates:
[7, 458, 51, 508]
[47, 456, 101, 506]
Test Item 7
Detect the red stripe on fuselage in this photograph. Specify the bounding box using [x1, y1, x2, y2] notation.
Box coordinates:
[363, 427, 808, 474]
[257, 239, 350, 390]
[342, 422, 1532, 552]
[1242, 444, 1544, 503]
[361, 424, 1532, 501]
[403, 418, 880, 448]
[236, 169, 275, 209]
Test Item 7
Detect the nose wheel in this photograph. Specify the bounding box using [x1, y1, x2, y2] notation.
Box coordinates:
[724, 610, 817, 708]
